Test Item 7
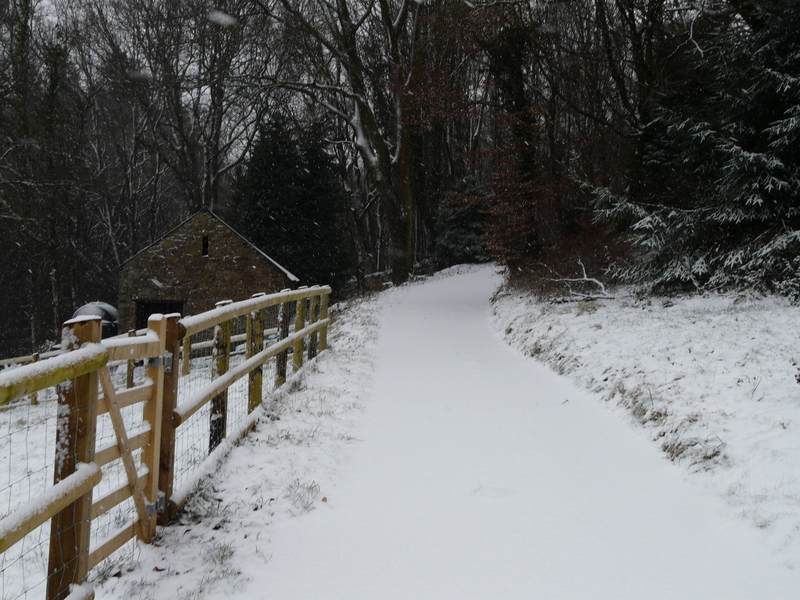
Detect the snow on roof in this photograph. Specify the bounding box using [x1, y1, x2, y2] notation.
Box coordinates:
[212, 212, 299, 282]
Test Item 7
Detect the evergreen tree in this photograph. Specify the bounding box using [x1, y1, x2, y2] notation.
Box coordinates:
[597, 0, 800, 296]
[434, 176, 490, 269]
[230, 115, 354, 292]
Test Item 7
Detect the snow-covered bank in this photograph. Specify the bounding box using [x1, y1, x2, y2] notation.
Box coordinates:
[94, 292, 384, 599]
[491, 282, 800, 568]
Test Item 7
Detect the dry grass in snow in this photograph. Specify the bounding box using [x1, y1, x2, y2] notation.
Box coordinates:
[491, 284, 800, 567]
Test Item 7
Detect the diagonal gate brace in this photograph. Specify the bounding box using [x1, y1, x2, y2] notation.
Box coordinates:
[98, 367, 153, 542]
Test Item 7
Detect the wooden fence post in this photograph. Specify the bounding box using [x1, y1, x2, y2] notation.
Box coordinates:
[292, 294, 307, 373]
[29, 353, 39, 405]
[126, 330, 135, 388]
[308, 293, 319, 360]
[319, 292, 329, 352]
[159, 316, 182, 525]
[181, 335, 191, 376]
[275, 292, 292, 388]
[132, 313, 174, 533]
[47, 317, 101, 600]
[209, 301, 231, 452]
[248, 294, 266, 413]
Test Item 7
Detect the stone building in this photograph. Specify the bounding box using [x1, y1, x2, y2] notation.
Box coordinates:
[118, 211, 298, 331]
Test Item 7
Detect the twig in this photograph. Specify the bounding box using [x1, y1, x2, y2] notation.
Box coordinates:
[545, 259, 613, 302]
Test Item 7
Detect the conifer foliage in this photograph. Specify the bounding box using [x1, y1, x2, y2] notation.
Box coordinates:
[230, 115, 354, 291]
[597, 0, 800, 296]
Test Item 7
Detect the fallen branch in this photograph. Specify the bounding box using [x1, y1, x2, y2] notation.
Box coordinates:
[544, 259, 614, 303]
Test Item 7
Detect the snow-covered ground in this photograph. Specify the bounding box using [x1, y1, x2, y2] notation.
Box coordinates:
[93, 292, 383, 599]
[491, 278, 800, 569]
[92, 265, 800, 599]
[0, 329, 277, 600]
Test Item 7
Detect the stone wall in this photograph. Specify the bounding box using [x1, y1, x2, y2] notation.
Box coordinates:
[119, 212, 296, 331]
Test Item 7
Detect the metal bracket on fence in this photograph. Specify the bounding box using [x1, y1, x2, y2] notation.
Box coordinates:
[145, 355, 173, 373]
[147, 492, 167, 515]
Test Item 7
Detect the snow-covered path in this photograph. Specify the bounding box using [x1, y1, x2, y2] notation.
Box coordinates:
[96, 266, 800, 600]
[258, 267, 797, 599]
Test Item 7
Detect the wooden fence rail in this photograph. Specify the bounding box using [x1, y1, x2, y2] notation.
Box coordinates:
[0, 285, 331, 600]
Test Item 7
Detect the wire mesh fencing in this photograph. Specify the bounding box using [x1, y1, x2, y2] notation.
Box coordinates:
[0, 286, 331, 600]
[172, 301, 292, 495]
[0, 319, 107, 600]
[0, 382, 60, 600]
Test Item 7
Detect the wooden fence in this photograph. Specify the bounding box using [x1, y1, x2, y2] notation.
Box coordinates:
[0, 286, 330, 600]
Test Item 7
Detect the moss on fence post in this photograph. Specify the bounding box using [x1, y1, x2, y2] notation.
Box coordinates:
[293, 295, 307, 373]
[319, 292, 329, 352]
[47, 317, 101, 600]
[275, 292, 292, 388]
[209, 301, 231, 452]
[248, 294, 266, 413]
[308, 294, 319, 360]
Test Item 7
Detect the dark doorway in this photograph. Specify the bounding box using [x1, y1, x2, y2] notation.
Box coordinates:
[135, 300, 184, 330]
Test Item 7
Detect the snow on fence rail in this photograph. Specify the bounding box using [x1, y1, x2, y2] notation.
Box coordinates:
[0, 350, 62, 369]
[0, 285, 330, 600]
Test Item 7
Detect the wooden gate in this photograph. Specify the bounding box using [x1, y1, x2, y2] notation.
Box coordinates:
[0, 286, 329, 600]
[0, 313, 177, 600]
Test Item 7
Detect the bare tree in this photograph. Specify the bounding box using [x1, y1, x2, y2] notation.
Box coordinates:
[84, 0, 278, 216]
[251, 0, 430, 283]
